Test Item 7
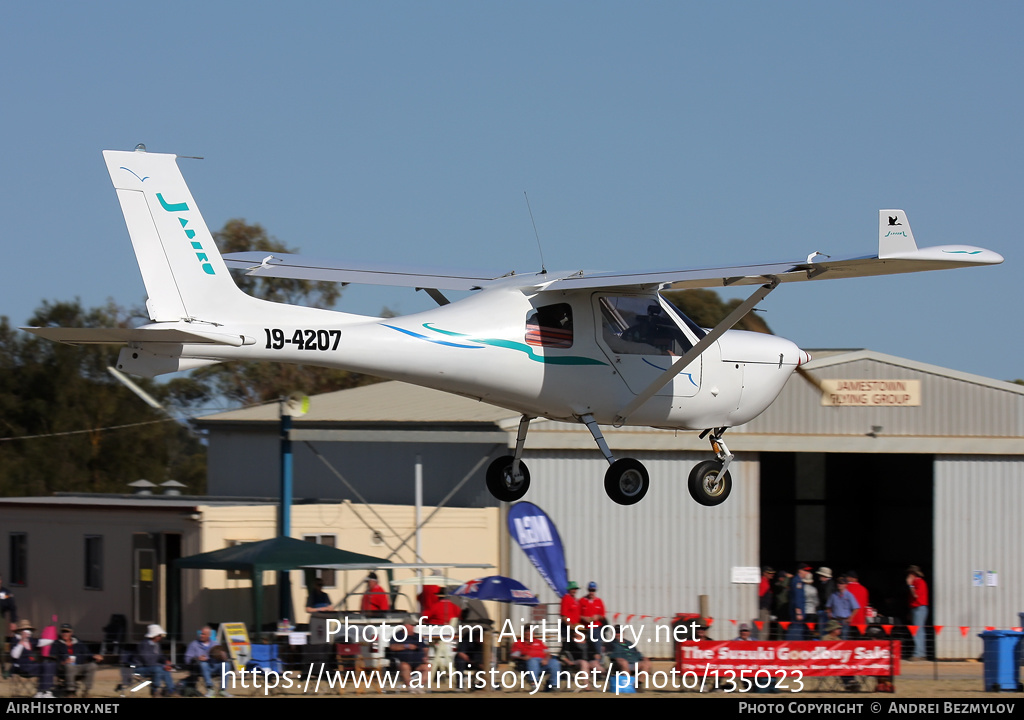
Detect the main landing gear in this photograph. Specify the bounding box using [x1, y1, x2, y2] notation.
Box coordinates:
[483, 414, 651, 506]
[482, 416, 733, 507]
[581, 414, 650, 505]
[604, 458, 650, 505]
[485, 415, 532, 502]
[486, 455, 531, 502]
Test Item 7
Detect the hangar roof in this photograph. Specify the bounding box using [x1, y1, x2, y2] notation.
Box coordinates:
[198, 380, 515, 425]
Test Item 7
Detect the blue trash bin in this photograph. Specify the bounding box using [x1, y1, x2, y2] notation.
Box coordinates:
[978, 630, 1024, 692]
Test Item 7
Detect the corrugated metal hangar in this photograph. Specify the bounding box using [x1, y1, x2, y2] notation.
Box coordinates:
[196, 348, 1024, 658]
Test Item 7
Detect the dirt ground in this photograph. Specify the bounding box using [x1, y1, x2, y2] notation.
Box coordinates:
[3, 659, 1020, 698]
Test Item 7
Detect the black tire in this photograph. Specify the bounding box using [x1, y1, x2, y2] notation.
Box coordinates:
[485, 456, 530, 502]
[604, 458, 650, 505]
[687, 460, 732, 506]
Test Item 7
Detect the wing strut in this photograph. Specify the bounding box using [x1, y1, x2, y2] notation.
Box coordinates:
[613, 277, 781, 425]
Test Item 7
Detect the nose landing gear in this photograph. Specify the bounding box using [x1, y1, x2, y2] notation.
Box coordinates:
[688, 429, 734, 506]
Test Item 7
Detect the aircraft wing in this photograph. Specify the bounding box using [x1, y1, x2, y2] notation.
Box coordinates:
[546, 209, 1002, 291]
[543, 249, 1003, 292]
[223, 210, 1002, 293]
[222, 252, 511, 291]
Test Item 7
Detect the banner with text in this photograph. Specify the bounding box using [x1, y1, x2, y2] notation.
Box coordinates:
[676, 640, 901, 677]
[508, 501, 568, 596]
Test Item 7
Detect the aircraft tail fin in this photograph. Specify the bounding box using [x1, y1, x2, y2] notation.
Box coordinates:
[878, 209, 918, 257]
[102, 147, 254, 322]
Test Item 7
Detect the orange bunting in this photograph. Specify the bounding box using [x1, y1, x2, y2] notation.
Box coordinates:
[881, 625, 893, 635]
[959, 627, 969, 637]
[908, 625, 919, 636]
[754, 621, 763, 630]
[934, 626, 943, 635]
[779, 621, 791, 630]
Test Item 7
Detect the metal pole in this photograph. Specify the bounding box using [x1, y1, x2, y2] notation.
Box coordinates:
[415, 455, 424, 612]
[278, 404, 294, 628]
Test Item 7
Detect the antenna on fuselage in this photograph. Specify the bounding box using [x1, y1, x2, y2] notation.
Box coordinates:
[523, 191, 547, 275]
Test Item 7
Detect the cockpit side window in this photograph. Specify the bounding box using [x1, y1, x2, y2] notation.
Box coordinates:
[526, 303, 573, 348]
[599, 295, 695, 355]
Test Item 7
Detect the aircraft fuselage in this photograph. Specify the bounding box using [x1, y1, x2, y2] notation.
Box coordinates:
[120, 283, 803, 430]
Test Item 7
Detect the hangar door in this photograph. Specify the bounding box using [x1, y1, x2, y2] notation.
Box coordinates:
[759, 452, 932, 621]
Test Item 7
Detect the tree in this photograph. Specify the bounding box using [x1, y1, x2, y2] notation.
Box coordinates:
[214, 219, 342, 308]
[662, 288, 773, 335]
[166, 220, 379, 409]
[0, 301, 206, 496]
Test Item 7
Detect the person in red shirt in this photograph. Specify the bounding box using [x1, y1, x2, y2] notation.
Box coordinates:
[758, 567, 775, 639]
[906, 565, 929, 660]
[844, 570, 870, 632]
[578, 581, 606, 657]
[560, 581, 581, 643]
[418, 575, 440, 615]
[360, 572, 390, 615]
[425, 591, 460, 626]
[511, 632, 560, 691]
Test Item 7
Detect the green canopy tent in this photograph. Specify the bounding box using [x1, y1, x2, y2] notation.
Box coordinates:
[173, 536, 391, 638]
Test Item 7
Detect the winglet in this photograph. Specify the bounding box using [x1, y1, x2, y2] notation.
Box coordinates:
[878, 209, 917, 257]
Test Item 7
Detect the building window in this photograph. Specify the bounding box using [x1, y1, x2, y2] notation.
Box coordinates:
[84, 536, 103, 590]
[9, 533, 26, 587]
[226, 540, 254, 580]
[303, 535, 336, 587]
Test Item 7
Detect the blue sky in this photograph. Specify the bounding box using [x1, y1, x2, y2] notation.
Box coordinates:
[2, 2, 1021, 382]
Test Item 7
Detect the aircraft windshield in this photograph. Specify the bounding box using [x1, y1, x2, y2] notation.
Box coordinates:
[660, 296, 708, 339]
[599, 296, 696, 355]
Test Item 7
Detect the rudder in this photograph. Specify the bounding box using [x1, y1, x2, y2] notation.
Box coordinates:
[103, 147, 251, 322]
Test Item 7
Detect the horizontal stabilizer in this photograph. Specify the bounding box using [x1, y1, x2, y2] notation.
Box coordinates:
[22, 326, 251, 347]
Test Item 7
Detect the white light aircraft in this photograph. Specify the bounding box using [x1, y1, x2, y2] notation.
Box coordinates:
[26, 147, 1003, 506]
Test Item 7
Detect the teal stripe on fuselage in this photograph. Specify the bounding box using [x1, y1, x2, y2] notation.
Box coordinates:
[383, 323, 607, 366]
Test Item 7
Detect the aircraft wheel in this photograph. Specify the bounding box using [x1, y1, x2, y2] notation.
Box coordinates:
[604, 458, 650, 505]
[687, 460, 732, 506]
[485, 456, 530, 502]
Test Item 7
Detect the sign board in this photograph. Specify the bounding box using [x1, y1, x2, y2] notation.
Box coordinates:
[820, 379, 921, 407]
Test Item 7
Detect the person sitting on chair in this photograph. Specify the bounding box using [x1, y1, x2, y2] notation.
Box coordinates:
[185, 626, 230, 697]
[9, 619, 55, 698]
[50, 623, 102, 697]
[387, 623, 428, 693]
[606, 625, 652, 678]
[511, 628, 561, 692]
[133, 624, 174, 697]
